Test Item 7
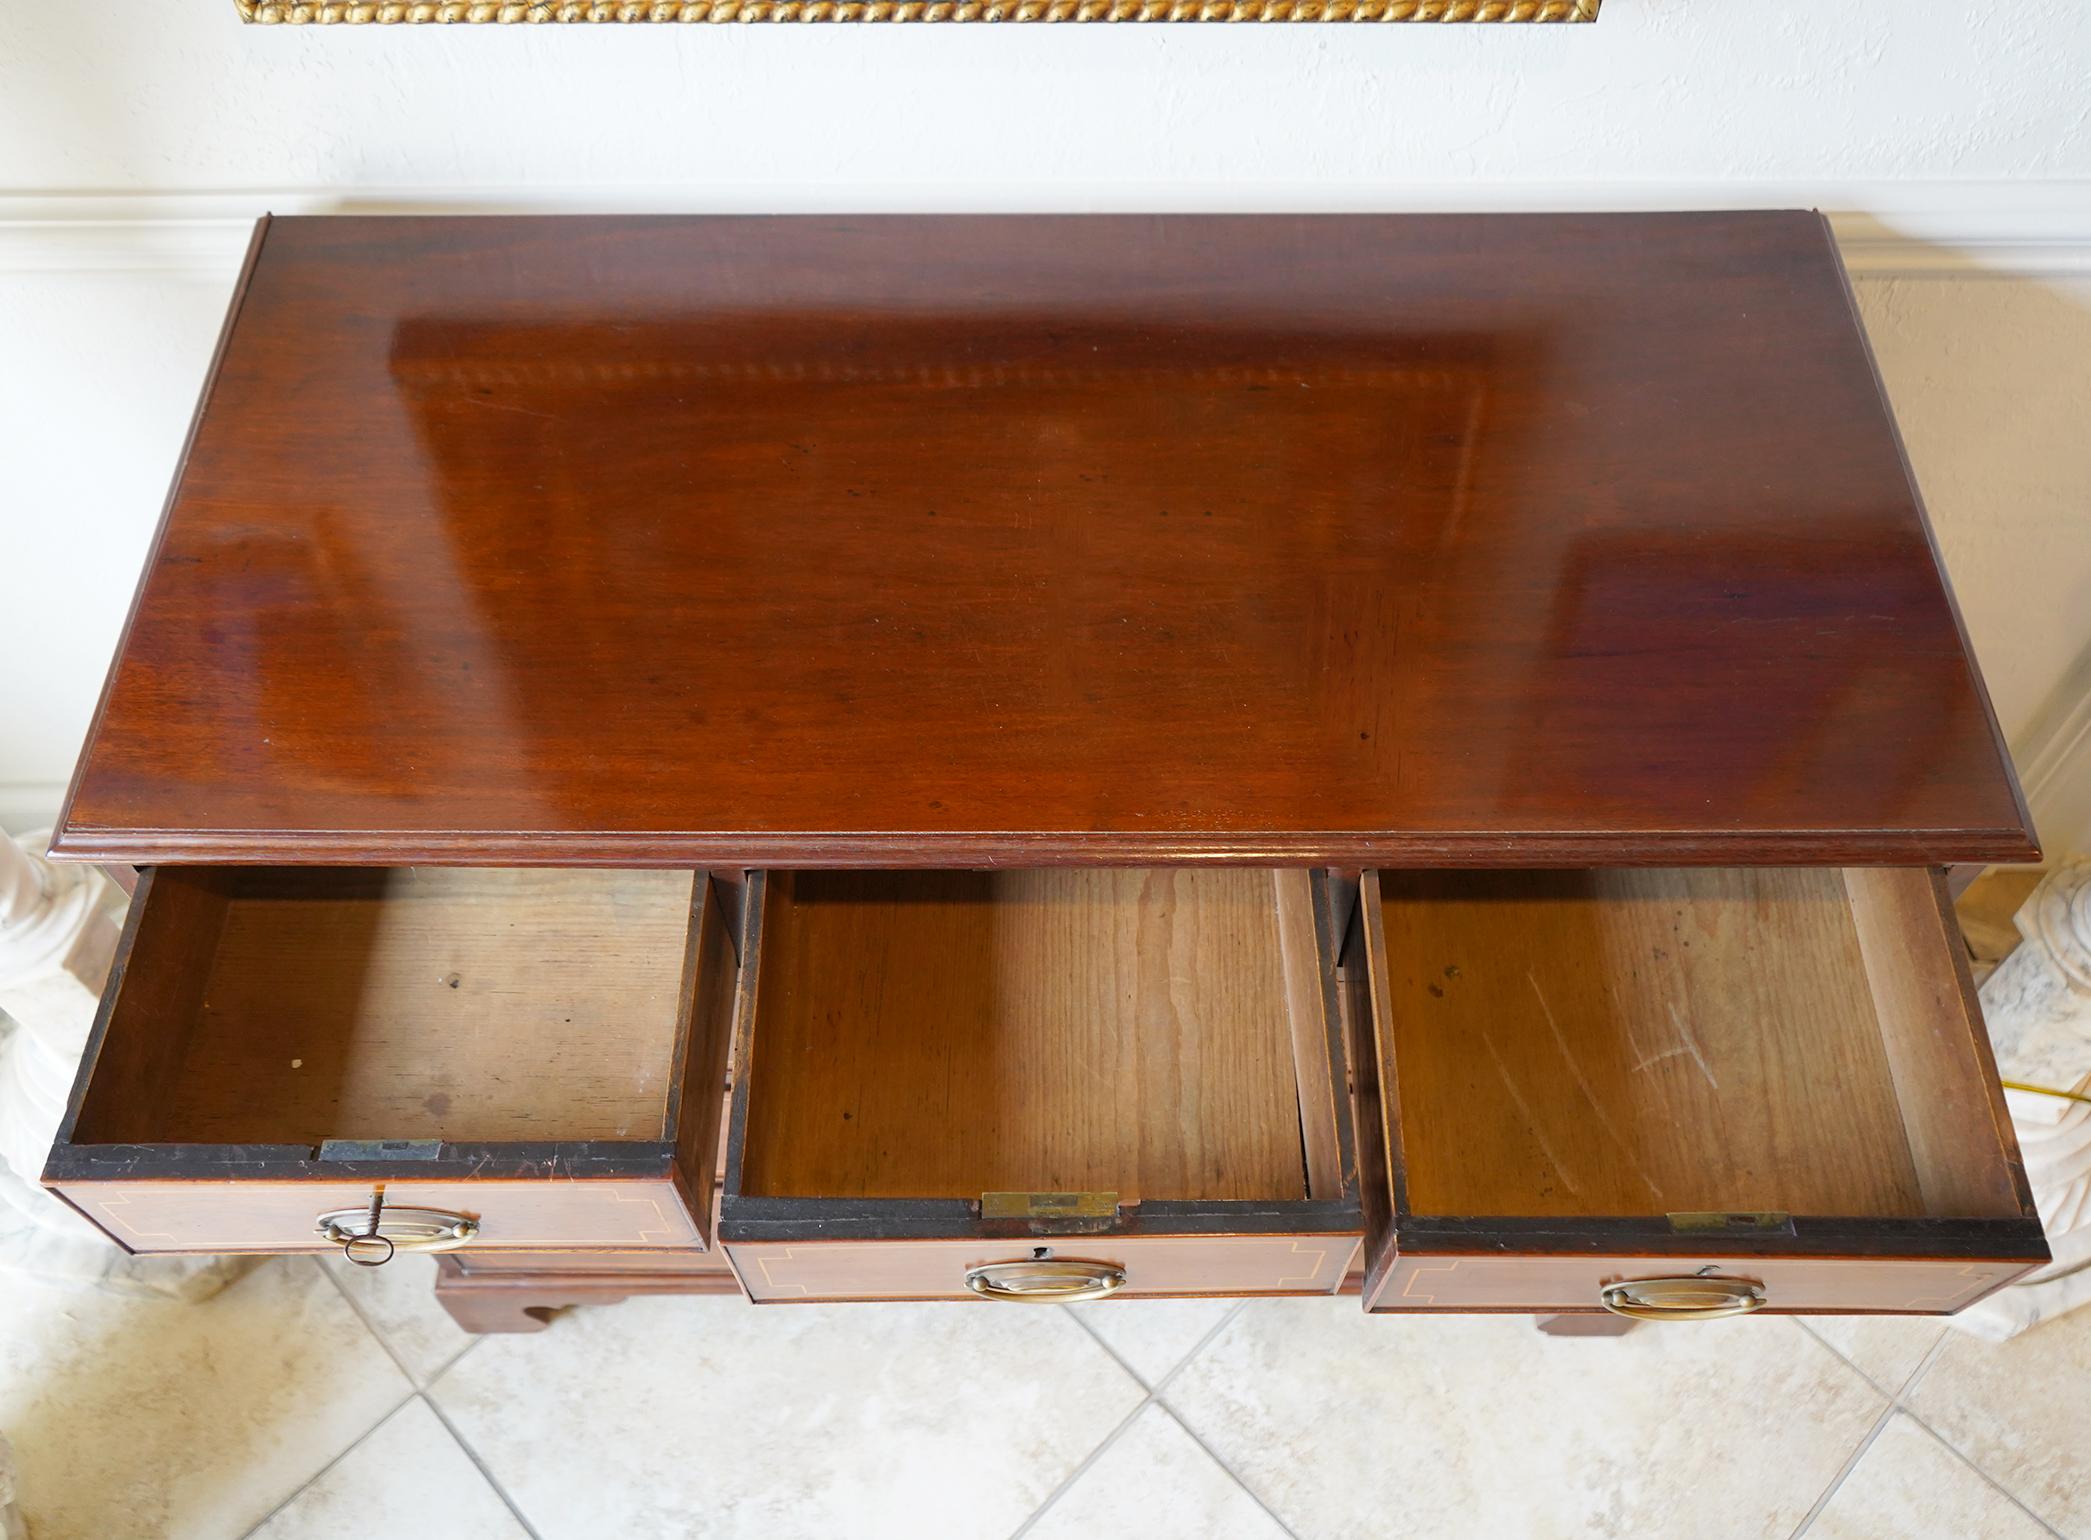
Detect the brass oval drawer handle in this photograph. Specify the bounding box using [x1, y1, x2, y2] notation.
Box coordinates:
[316, 1203, 479, 1266]
[965, 1260, 1126, 1303]
[1600, 1276, 1765, 1322]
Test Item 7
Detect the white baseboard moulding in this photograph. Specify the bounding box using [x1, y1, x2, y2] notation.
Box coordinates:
[1, 180, 2087, 278]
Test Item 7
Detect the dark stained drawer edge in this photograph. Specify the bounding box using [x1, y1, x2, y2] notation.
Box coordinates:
[43, 1140, 684, 1185]
[47, 862, 169, 1169]
[720, 1197, 1366, 1246]
[1384, 1214, 2049, 1264]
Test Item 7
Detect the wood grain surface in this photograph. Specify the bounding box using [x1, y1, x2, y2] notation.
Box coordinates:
[1350, 864, 2046, 1313]
[737, 868, 1311, 1202]
[73, 867, 694, 1145]
[1843, 866, 2033, 1219]
[52, 213, 2033, 868]
[1374, 867, 2024, 1221]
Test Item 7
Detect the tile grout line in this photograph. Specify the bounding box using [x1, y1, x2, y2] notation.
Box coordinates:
[1063, 1298, 1250, 1402]
[1895, 1406, 2070, 1540]
[1790, 1322, 2065, 1540]
[1152, 1401, 1306, 1540]
[233, 1383, 421, 1540]
[1141, 1302, 1303, 1540]
[1006, 1302, 1248, 1540]
[1004, 1392, 1152, 1540]
[1057, 1302, 1165, 1391]
[1140, 1300, 1247, 1399]
[231, 1258, 413, 1539]
[421, 1386, 549, 1540]
[315, 1258, 543, 1539]
[1886, 1323, 2069, 1539]
[1137, 1305, 1296, 1540]
[1786, 1395, 1900, 1540]
[313, 1254, 477, 1391]
[1792, 1318, 1928, 1402]
[1788, 1327, 1954, 1540]
[417, 1334, 484, 1390]
[1888, 1327, 1953, 1405]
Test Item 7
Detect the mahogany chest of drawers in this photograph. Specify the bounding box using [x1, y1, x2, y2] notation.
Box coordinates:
[41, 212, 2047, 1328]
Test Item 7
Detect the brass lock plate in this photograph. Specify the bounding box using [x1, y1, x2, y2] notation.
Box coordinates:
[1666, 1211, 1794, 1236]
[979, 1191, 1120, 1221]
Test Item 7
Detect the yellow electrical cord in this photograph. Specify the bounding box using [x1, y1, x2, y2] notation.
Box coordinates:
[2001, 1079, 2091, 1107]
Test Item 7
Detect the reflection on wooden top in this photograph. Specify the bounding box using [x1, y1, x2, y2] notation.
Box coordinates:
[55, 214, 2034, 866]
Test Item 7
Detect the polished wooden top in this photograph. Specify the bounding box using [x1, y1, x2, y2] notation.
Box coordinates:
[54, 213, 2034, 867]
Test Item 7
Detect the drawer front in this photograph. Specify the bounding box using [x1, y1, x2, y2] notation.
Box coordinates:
[1374, 1252, 2027, 1316]
[57, 1177, 702, 1256]
[730, 1234, 1361, 1303]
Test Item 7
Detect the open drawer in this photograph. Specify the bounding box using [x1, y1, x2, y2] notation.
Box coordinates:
[1346, 867, 2048, 1319]
[44, 867, 737, 1259]
[719, 868, 1362, 1302]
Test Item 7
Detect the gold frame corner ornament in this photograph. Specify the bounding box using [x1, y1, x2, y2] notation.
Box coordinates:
[235, 0, 1597, 21]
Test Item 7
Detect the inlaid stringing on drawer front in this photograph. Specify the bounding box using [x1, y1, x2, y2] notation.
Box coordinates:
[452, 1248, 736, 1276]
[732, 1235, 1362, 1302]
[1378, 1254, 2021, 1315]
[64, 1179, 701, 1254]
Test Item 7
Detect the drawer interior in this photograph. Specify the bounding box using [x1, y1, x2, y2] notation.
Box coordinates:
[736, 868, 1337, 1204]
[1373, 867, 2026, 1223]
[71, 867, 698, 1147]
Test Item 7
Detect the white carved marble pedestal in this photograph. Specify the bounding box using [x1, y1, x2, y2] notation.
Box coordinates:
[1954, 860, 2091, 1340]
[0, 1433, 21, 1540]
[0, 830, 245, 1302]
[0, 833, 253, 1540]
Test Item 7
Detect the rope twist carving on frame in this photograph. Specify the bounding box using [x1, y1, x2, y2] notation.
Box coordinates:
[235, 0, 1598, 22]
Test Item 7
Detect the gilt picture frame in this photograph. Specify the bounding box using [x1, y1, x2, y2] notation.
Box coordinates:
[235, 0, 1596, 23]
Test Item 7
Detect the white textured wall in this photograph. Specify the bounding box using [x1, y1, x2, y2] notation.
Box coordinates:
[2, 0, 2088, 846]
[0, 272, 237, 834]
[1863, 279, 2091, 747]
[4, 0, 2089, 190]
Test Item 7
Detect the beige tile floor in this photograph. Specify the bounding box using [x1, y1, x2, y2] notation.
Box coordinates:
[2, 1256, 2086, 1540]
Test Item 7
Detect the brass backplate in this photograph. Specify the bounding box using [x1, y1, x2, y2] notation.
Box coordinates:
[980, 1191, 1120, 1221]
